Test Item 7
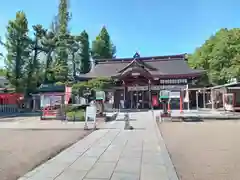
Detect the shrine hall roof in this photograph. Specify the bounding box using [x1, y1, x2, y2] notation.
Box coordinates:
[78, 54, 204, 79]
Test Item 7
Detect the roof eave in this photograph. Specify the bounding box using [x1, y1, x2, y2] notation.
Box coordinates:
[152, 72, 204, 78]
[94, 54, 186, 63]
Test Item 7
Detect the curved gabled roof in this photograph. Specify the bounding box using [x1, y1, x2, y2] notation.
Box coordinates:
[78, 54, 204, 79]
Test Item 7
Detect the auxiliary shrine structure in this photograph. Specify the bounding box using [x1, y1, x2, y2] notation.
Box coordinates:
[80, 53, 204, 110]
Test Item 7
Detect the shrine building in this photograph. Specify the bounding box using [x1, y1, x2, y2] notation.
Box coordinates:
[79, 53, 204, 110]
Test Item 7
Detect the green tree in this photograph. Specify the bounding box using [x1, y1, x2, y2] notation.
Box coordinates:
[78, 30, 90, 74]
[72, 77, 111, 115]
[0, 37, 3, 57]
[72, 77, 113, 96]
[58, 0, 70, 35]
[188, 28, 240, 85]
[40, 16, 61, 83]
[4, 11, 31, 92]
[54, 0, 71, 82]
[42, 31, 57, 82]
[0, 68, 6, 76]
[67, 35, 79, 78]
[25, 24, 46, 94]
[91, 26, 116, 61]
[54, 34, 69, 82]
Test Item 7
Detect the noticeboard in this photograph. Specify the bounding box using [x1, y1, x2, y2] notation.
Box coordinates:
[85, 106, 96, 123]
[159, 90, 170, 99]
[169, 91, 180, 98]
[40, 94, 62, 108]
[96, 91, 105, 100]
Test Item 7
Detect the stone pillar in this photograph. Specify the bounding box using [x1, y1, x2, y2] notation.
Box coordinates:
[184, 84, 190, 111]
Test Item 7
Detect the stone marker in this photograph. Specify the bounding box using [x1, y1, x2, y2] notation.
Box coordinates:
[124, 113, 134, 130]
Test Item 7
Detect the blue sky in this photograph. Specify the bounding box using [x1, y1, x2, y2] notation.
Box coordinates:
[0, 0, 240, 66]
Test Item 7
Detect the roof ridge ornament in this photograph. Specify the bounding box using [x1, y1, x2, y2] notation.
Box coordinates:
[133, 52, 140, 59]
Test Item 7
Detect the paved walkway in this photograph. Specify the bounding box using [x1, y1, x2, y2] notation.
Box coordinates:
[18, 111, 178, 180]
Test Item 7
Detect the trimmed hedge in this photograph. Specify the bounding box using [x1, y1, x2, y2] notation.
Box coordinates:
[64, 104, 88, 112]
[66, 110, 85, 121]
[65, 104, 88, 121]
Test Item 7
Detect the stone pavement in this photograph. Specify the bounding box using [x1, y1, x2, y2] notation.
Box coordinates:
[18, 111, 178, 180]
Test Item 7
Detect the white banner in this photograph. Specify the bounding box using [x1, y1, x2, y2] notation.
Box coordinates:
[169, 91, 180, 98]
[151, 85, 186, 90]
[128, 86, 148, 91]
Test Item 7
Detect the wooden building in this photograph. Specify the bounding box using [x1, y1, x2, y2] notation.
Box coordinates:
[79, 53, 204, 110]
[191, 82, 240, 112]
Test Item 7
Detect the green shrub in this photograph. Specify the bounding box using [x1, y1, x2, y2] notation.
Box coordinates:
[64, 104, 88, 113]
[66, 109, 85, 121]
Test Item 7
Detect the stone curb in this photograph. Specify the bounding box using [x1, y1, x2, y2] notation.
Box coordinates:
[172, 115, 240, 121]
[0, 113, 40, 118]
[153, 113, 179, 180]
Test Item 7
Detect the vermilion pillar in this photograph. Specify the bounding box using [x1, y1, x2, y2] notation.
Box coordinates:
[168, 101, 171, 112]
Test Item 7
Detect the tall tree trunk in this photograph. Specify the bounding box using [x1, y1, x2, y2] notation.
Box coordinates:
[44, 50, 53, 82]
[72, 52, 76, 77]
[26, 40, 38, 95]
[15, 46, 21, 92]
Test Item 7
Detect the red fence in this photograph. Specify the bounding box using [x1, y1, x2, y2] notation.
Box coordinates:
[0, 93, 23, 105]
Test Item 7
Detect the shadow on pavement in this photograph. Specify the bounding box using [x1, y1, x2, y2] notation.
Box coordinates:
[0, 112, 41, 120]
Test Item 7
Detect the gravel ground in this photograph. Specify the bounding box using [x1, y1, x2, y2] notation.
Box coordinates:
[159, 121, 240, 180]
[0, 129, 92, 180]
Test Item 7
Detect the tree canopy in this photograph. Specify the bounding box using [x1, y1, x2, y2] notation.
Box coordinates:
[91, 26, 116, 62]
[5, 11, 31, 92]
[72, 77, 114, 96]
[189, 28, 240, 85]
[0, 0, 117, 94]
[0, 68, 6, 76]
[5, 0, 240, 93]
[78, 30, 90, 74]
